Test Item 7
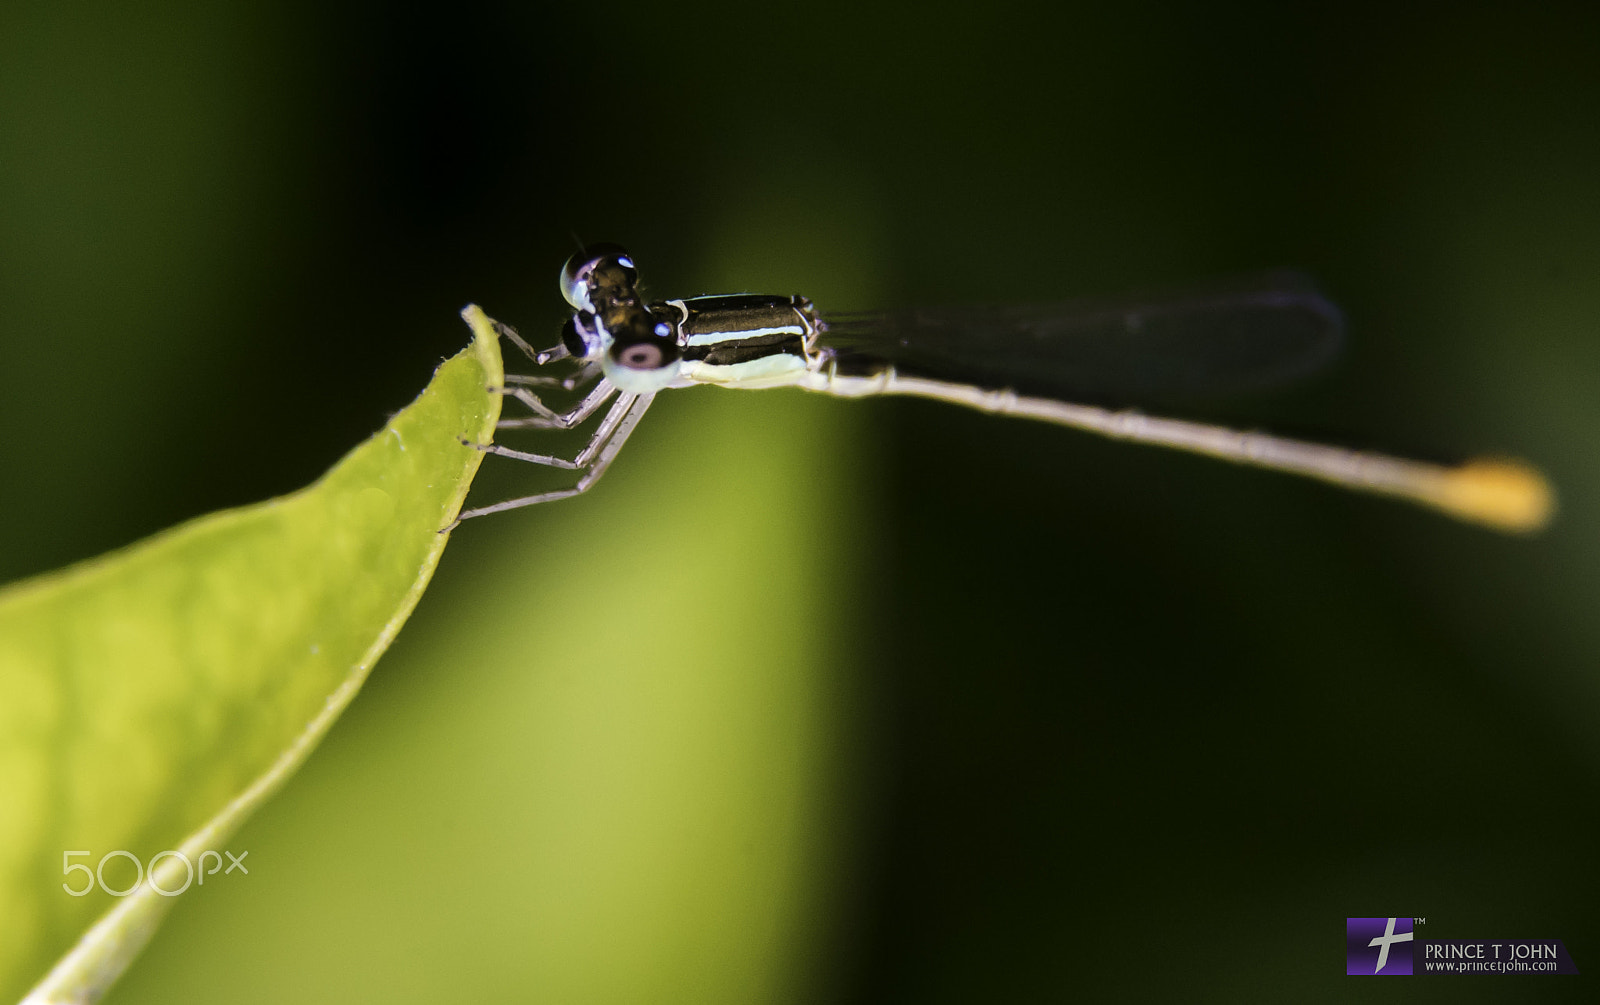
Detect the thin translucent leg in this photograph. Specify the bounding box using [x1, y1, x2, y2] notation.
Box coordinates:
[496, 379, 617, 430]
[495, 385, 566, 424]
[448, 392, 656, 527]
[471, 391, 634, 470]
[499, 373, 578, 392]
[491, 320, 552, 365]
[500, 361, 603, 393]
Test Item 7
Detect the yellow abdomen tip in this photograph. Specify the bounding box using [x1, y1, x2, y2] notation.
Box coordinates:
[1437, 458, 1556, 533]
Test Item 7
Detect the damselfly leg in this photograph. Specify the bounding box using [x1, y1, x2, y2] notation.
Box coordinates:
[495, 373, 612, 430]
[447, 314, 660, 528]
[487, 318, 609, 429]
[450, 391, 655, 527]
[499, 368, 598, 392]
[490, 319, 556, 365]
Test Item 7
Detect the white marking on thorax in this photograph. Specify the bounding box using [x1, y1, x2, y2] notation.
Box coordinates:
[684, 324, 806, 347]
[680, 353, 810, 387]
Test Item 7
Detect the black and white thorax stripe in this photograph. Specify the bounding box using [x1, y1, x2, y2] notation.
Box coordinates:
[663, 295, 823, 386]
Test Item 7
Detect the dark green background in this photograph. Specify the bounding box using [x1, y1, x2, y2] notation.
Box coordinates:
[3, 1, 1597, 1001]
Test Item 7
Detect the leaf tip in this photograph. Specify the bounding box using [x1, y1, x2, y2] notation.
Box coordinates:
[460, 304, 505, 389]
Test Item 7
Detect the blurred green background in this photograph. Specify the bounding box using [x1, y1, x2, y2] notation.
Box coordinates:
[2, 1, 1597, 1002]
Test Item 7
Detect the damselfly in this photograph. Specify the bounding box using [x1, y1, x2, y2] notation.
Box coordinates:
[453, 244, 1552, 532]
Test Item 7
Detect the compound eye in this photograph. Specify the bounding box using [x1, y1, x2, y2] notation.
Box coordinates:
[560, 316, 597, 358]
[615, 342, 665, 370]
[560, 243, 638, 311]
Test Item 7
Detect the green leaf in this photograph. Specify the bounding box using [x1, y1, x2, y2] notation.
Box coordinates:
[0, 308, 504, 1004]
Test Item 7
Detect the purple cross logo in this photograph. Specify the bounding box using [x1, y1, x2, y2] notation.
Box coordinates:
[1347, 917, 1414, 975]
